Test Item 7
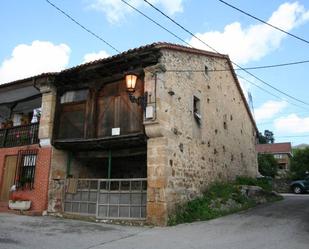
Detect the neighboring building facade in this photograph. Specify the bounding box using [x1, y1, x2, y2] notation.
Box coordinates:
[0, 43, 258, 225]
[0, 75, 54, 213]
[256, 142, 292, 171]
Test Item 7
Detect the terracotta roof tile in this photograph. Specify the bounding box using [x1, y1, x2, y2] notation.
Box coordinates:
[0, 72, 58, 88]
[59, 42, 227, 74]
[256, 143, 292, 154]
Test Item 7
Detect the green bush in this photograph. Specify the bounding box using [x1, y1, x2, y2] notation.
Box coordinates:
[235, 176, 257, 185]
[290, 148, 309, 180]
[168, 181, 252, 225]
[258, 154, 278, 178]
[168, 177, 277, 225]
[207, 182, 237, 200]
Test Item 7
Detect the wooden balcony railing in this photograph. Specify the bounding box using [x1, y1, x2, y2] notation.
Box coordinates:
[0, 123, 39, 148]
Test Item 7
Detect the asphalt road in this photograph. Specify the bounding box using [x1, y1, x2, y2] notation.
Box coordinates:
[0, 194, 308, 249]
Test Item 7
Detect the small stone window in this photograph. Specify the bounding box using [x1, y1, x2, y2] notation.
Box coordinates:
[204, 65, 209, 75]
[193, 96, 201, 124]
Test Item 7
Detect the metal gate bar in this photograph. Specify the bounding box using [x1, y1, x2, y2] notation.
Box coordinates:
[64, 178, 147, 220]
[64, 179, 98, 215]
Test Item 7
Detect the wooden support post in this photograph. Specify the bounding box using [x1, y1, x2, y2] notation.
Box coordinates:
[66, 151, 72, 177]
[108, 150, 112, 179]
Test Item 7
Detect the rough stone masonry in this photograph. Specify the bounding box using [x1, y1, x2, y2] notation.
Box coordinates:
[144, 45, 258, 225]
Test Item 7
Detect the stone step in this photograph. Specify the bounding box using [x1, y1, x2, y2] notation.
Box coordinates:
[0, 201, 42, 216]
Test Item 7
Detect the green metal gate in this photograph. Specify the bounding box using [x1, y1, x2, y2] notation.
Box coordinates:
[64, 178, 147, 220]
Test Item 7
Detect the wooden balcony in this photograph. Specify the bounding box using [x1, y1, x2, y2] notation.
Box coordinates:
[0, 123, 39, 148]
[53, 79, 146, 151]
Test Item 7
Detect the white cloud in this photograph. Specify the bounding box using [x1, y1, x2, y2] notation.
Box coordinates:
[255, 100, 287, 122]
[189, 2, 309, 64]
[274, 114, 309, 133]
[83, 50, 110, 63]
[88, 0, 184, 23]
[0, 40, 70, 84]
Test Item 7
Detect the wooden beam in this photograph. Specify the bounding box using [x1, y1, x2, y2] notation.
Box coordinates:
[53, 48, 161, 89]
[53, 132, 147, 151]
[76, 146, 147, 159]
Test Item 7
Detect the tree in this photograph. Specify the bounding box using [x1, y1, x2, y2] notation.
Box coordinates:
[258, 154, 278, 177]
[258, 130, 275, 144]
[258, 132, 267, 144]
[290, 148, 309, 180]
[264, 130, 274, 143]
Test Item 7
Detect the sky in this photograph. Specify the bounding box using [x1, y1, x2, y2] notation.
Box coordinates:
[0, 0, 309, 146]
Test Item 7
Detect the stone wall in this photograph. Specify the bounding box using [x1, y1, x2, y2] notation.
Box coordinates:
[273, 178, 291, 193]
[145, 49, 258, 225]
[47, 149, 95, 212]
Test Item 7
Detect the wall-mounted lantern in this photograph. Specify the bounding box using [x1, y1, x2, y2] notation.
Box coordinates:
[125, 73, 148, 111]
[125, 74, 138, 93]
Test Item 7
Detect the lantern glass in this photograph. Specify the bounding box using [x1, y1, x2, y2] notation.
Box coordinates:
[125, 74, 137, 92]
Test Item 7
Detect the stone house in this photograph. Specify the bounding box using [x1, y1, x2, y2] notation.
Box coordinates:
[256, 142, 292, 172]
[0, 42, 258, 225]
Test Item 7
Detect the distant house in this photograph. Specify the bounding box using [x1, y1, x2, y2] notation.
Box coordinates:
[1, 42, 259, 225]
[256, 142, 292, 171]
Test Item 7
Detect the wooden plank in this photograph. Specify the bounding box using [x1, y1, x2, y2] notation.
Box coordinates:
[0, 155, 17, 201]
[96, 79, 143, 137]
[58, 102, 86, 139]
[85, 89, 98, 138]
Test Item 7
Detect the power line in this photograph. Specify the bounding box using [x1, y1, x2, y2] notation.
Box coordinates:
[142, 0, 217, 53]
[244, 69, 309, 107]
[45, 0, 120, 53]
[45, 0, 309, 112]
[218, 0, 309, 45]
[165, 59, 309, 72]
[120, 0, 193, 48]
[236, 60, 309, 70]
[44, 0, 193, 78]
[257, 111, 309, 125]
[276, 135, 309, 138]
[142, 0, 309, 107]
[236, 74, 309, 112]
[258, 119, 300, 126]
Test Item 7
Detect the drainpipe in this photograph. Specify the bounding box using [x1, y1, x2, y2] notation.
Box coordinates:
[107, 150, 112, 179]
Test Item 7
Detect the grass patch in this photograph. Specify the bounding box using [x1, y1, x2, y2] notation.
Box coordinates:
[168, 177, 282, 226]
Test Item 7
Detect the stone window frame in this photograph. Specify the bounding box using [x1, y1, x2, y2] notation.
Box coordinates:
[193, 95, 201, 125]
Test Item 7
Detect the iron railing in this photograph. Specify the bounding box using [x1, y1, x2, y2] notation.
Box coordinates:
[64, 178, 147, 220]
[0, 123, 39, 148]
[16, 149, 38, 190]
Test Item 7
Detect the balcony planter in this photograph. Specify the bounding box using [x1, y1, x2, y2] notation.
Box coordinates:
[8, 200, 31, 211]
